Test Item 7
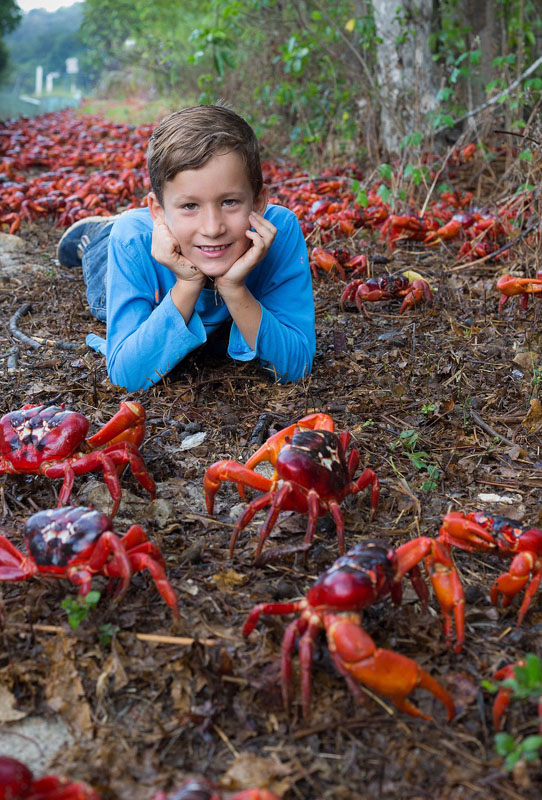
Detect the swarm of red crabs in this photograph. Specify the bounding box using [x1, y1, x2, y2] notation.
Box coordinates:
[0, 756, 100, 800]
[204, 413, 380, 560]
[0, 401, 155, 515]
[0, 505, 179, 620]
[1, 111, 528, 266]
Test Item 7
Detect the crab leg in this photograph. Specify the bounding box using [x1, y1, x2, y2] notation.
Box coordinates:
[490, 552, 542, 623]
[351, 468, 380, 520]
[324, 612, 455, 721]
[66, 531, 132, 598]
[44, 444, 156, 516]
[394, 536, 465, 652]
[0, 536, 38, 580]
[123, 552, 180, 622]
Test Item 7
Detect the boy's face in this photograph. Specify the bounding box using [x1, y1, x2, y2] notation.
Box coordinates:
[148, 150, 267, 278]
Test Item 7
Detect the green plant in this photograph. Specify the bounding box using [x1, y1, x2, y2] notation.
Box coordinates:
[421, 402, 436, 415]
[391, 429, 440, 491]
[483, 654, 542, 771]
[61, 590, 101, 630]
[99, 623, 120, 645]
[531, 364, 542, 389]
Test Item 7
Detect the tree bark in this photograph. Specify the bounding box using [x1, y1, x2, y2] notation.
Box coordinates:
[373, 0, 438, 153]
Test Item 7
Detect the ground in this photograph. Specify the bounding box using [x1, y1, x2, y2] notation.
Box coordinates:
[1, 157, 542, 800]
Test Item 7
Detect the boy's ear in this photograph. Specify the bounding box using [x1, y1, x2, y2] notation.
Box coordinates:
[147, 192, 165, 221]
[254, 184, 269, 214]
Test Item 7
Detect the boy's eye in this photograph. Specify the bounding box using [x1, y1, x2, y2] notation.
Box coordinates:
[223, 198, 239, 207]
[182, 203, 198, 211]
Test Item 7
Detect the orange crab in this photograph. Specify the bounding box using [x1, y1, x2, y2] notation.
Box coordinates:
[204, 413, 379, 559]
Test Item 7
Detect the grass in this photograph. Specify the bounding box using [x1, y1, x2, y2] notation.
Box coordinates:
[78, 95, 196, 125]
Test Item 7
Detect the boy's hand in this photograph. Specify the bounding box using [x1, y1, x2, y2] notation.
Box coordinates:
[151, 219, 205, 283]
[216, 211, 277, 293]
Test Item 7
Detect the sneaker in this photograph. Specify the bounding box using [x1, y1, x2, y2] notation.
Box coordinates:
[56, 215, 119, 267]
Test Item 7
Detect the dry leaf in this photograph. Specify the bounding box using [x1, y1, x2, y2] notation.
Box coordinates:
[220, 752, 293, 793]
[212, 568, 248, 592]
[0, 684, 26, 722]
[44, 637, 93, 736]
[522, 397, 542, 432]
[96, 640, 129, 703]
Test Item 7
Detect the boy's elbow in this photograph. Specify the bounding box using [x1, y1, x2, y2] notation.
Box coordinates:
[107, 361, 151, 393]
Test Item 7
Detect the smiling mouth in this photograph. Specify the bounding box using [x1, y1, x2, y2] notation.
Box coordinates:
[197, 244, 230, 253]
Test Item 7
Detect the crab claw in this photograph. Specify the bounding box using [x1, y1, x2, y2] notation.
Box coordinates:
[86, 401, 147, 449]
[244, 413, 336, 471]
[324, 612, 455, 722]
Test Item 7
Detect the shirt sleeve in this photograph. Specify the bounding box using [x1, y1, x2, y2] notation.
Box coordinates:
[228, 206, 315, 382]
[105, 234, 208, 392]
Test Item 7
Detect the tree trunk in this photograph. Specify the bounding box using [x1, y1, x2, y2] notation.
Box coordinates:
[373, 0, 438, 153]
[458, 0, 500, 111]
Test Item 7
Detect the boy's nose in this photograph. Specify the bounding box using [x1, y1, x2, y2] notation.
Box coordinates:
[200, 206, 226, 237]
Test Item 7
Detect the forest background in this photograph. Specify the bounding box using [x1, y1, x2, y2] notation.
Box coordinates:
[2, 0, 542, 161]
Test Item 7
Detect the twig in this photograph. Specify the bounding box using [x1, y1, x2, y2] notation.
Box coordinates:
[470, 409, 524, 451]
[7, 347, 19, 373]
[0, 347, 19, 361]
[9, 302, 80, 351]
[434, 53, 542, 134]
[9, 622, 220, 647]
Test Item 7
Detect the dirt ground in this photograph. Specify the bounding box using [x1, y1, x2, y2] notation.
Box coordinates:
[1, 156, 542, 800]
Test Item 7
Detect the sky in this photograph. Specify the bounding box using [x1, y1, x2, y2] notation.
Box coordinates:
[17, 0, 82, 12]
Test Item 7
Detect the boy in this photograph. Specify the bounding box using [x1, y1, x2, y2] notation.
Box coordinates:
[57, 104, 315, 392]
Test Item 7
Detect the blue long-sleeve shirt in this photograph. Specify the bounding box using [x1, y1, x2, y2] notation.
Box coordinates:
[85, 204, 315, 392]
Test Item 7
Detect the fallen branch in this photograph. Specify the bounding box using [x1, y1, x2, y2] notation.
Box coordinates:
[470, 408, 527, 454]
[9, 302, 80, 351]
[9, 622, 220, 647]
[434, 53, 542, 134]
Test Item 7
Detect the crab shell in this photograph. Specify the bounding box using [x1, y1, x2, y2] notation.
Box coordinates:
[0, 405, 89, 470]
[275, 429, 351, 498]
[23, 506, 114, 572]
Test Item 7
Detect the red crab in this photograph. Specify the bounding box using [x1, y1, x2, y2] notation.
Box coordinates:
[496, 272, 542, 312]
[0, 505, 179, 621]
[492, 658, 542, 734]
[204, 413, 380, 560]
[0, 401, 156, 515]
[152, 777, 281, 800]
[243, 540, 458, 721]
[439, 511, 542, 630]
[0, 755, 100, 800]
[340, 272, 433, 315]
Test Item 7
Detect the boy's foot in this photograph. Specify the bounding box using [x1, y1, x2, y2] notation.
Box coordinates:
[56, 215, 119, 267]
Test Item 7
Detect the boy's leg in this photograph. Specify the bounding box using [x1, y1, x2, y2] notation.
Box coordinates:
[57, 216, 118, 322]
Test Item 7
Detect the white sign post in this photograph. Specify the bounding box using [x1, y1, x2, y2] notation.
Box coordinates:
[35, 65, 43, 96]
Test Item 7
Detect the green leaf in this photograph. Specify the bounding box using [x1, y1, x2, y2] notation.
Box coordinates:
[377, 184, 392, 204]
[519, 149, 533, 162]
[495, 732, 515, 756]
[504, 750, 522, 771]
[379, 163, 393, 182]
[525, 653, 542, 685]
[521, 735, 542, 752]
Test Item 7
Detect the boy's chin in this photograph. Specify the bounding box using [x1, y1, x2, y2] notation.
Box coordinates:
[196, 263, 234, 278]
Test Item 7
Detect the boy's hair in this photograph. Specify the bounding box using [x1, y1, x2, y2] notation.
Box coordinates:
[147, 104, 263, 206]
